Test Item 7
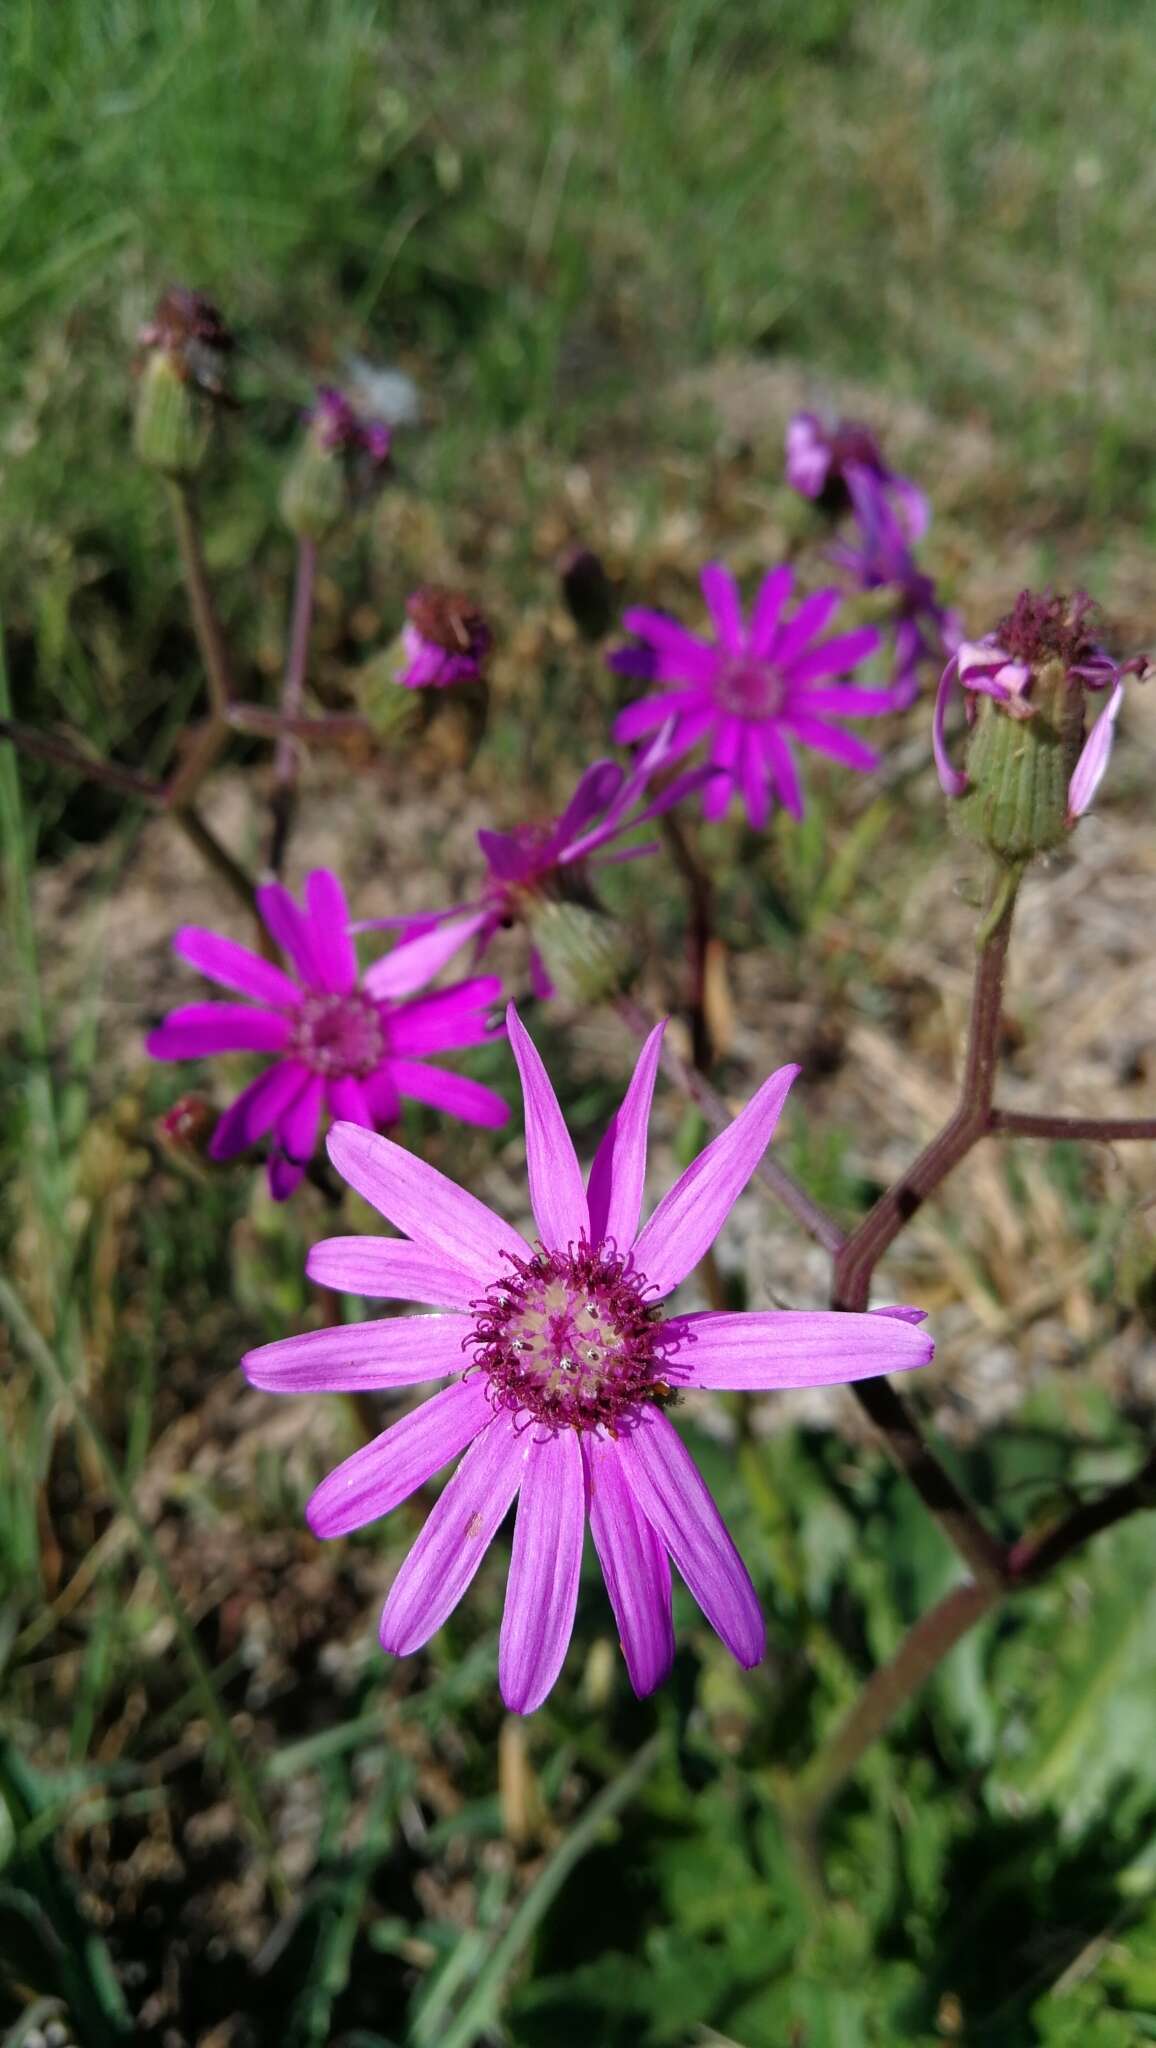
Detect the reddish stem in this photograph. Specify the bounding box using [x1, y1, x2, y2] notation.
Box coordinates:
[991, 1109, 1156, 1142]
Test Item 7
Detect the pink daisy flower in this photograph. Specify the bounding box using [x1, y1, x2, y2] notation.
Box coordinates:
[147, 869, 507, 1201]
[358, 732, 709, 1000]
[243, 1008, 934, 1712]
[609, 564, 890, 829]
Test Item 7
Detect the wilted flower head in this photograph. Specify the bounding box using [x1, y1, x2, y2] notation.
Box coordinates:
[280, 385, 392, 539]
[609, 563, 892, 828]
[934, 590, 1148, 858]
[786, 410, 928, 542]
[829, 475, 960, 710]
[134, 285, 235, 475]
[396, 587, 492, 691]
[243, 1007, 933, 1711]
[148, 870, 507, 1200]
[359, 730, 707, 1001]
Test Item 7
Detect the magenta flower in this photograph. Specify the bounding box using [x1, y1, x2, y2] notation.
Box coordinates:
[829, 475, 961, 711]
[396, 587, 492, 690]
[358, 732, 708, 999]
[933, 593, 1147, 820]
[786, 411, 929, 543]
[310, 385, 392, 466]
[243, 1008, 933, 1712]
[609, 564, 891, 828]
[148, 870, 507, 1201]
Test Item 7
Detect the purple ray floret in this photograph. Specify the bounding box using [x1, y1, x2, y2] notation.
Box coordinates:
[608, 563, 890, 827]
[243, 1007, 935, 1711]
[147, 869, 507, 1199]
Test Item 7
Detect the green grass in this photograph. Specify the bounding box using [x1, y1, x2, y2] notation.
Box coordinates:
[4, 2, 1156, 2042]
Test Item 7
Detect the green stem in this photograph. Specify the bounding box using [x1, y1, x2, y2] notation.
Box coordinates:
[0, 1275, 287, 1909]
[167, 479, 236, 715]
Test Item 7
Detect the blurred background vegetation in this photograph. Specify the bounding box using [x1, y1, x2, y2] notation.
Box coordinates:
[3, 1, 1156, 2042]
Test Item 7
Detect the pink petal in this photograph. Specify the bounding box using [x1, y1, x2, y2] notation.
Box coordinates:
[620, 610, 719, 670]
[304, 869, 357, 995]
[616, 1410, 764, 1669]
[391, 1059, 510, 1129]
[363, 1065, 402, 1126]
[278, 1071, 324, 1166]
[632, 1064, 799, 1297]
[738, 728, 770, 830]
[665, 1308, 933, 1388]
[700, 563, 744, 653]
[506, 1006, 589, 1251]
[782, 713, 880, 774]
[786, 627, 882, 688]
[702, 719, 741, 822]
[933, 654, 969, 797]
[307, 1376, 492, 1538]
[584, 1433, 674, 1697]
[613, 690, 707, 747]
[327, 1122, 533, 1282]
[586, 1020, 665, 1250]
[328, 1075, 373, 1127]
[748, 565, 794, 661]
[256, 881, 325, 985]
[499, 1430, 586, 1713]
[305, 1236, 481, 1307]
[173, 926, 301, 1008]
[268, 1154, 306, 1201]
[379, 1411, 527, 1654]
[208, 1060, 308, 1159]
[147, 1003, 290, 1060]
[243, 1311, 473, 1393]
[386, 979, 504, 1056]
[1068, 679, 1124, 821]
[555, 760, 624, 844]
[763, 727, 804, 818]
[770, 588, 843, 666]
[362, 912, 491, 1000]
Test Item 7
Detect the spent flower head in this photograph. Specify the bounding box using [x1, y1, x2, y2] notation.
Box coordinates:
[609, 562, 892, 828]
[934, 589, 1148, 860]
[281, 384, 392, 539]
[786, 410, 929, 542]
[134, 285, 235, 476]
[244, 1007, 934, 1711]
[148, 870, 507, 1200]
[396, 587, 492, 691]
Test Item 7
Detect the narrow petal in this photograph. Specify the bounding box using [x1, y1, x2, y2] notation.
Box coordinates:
[328, 1075, 373, 1128]
[327, 1122, 533, 1281]
[362, 1065, 402, 1127]
[616, 1410, 764, 1669]
[208, 1060, 308, 1160]
[665, 1309, 933, 1388]
[787, 627, 882, 687]
[738, 727, 770, 830]
[305, 1236, 480, 1307]
[783, 713, 880, 774]
[586, 1020, 665, 1250]
[386, 979, 504, 1056]
[748, 565, 794, 660]
[304, 870, 357, 995]
[268, 1154, 306, 1201]
[584, 1433, 674, 1697]
[172, 926, 300, 1008]
[613, 690, 707, 747]
[244, 1311, 473, 1393]
[379, 1411, 527, 1654]
[256, 881, 324, 984]
[506, 1006, 588, 1250]
[700, 563, 744, 652]
[499, 1430, 585, 1713]
[392, 1059, 510, 1129]
[307, 1377, 491, 1538]
[278, 1071, 324, 1165]
[932, 655, 969, 798]
[763, 727, 805, 818]
[632, 1065, 799, 1297]
[702, 719, 742, 822]
[620, 610, 719, 669]
[770, 588, 843, 666]
[555, 760, 623, 845]
[362, 912, 491, 1000]
[147, 1003, 290, 1060]
[1068, 680, 1124, 820]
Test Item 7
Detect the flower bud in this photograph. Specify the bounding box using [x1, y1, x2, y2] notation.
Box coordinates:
[156, 1093, 219, 1164]
[558, 546, 615, 642]
[934, 591, 1148, 863]
[280, 386, 391, 541]
[133, 287, 234, 477]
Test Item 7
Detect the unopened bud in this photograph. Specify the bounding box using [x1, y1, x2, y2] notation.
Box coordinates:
[525, 893, 636, 1006]
[280, 386, 391, 541]
[957, 654, 1083, 864]
[558, 547, 615, 641]
[133, 287, 234, 477]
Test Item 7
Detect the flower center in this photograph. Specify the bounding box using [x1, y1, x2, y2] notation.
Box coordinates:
[715, 657, 783, 721]
[468, 1242, 676, 1433]
[288, 991, 386, 1079]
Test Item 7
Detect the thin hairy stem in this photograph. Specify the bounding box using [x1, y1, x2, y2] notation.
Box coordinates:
[991, 1109, 1156, 1142]
[0, 719, 164, 802]
[166, 480, 236, 715]
[227, 703, 371, 743]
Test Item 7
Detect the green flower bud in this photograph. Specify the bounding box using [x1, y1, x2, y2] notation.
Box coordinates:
[133, 286, 233, 478]
[280, 386, 391, 542]
[525, 892, 636, 1006]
